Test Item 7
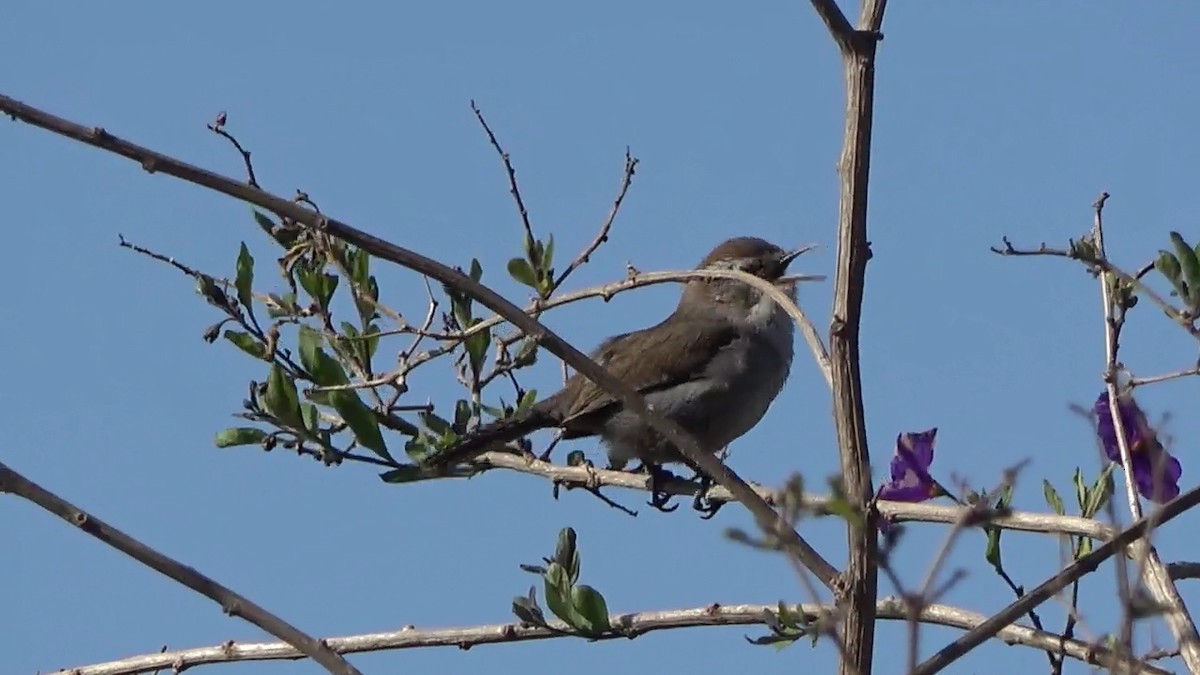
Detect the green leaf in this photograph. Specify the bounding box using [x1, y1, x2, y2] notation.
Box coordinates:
[1156, 251, 1183, 284]
[465, 321, 490, 377]
[419, 411, 454, 438]
[1042, 480, 1065, 516]
[264, 364, 304, 428]
[301, 403, 320, 432]
[507, 257, 537, 288]
[453, 400, 472, 434]
[995, 483, 1014, 510]
[223, 330, 267, 360]
[195, 274, 229, 308]
[297, 325, 324, 373]
[379, 466, 426, 484]
[542, 234, 555, 271]
[266, 292, 298, 318]
[215, 427, 268, 448]
[523, 234, 539, 268]
[253, 210, 276, 237]
[511, 586, 546, 626]
[554, 528, 580, 585]
[518, 389, 539, 411]
[1077, 535, 1093, 558]
[570, 585, 610, 633]
[297, 265, 322, 305]
[1085, 463, 1116, 517]
[450, 290, 473, 328]
[1072, 467, 1087, 512]
[319, 273, 339, 310]
[480, 402, 506, 419]
[469, 258, 483, 282]
[235, 242, 255, 314]
[404, 438, 430, 461]
[364, 323, 381, 360]
[514, 338, 539, 367]
[543, 562, 579, 628]
[352, 248, 371, 286]
[297, 326, 349, 386]
[985, 527, 1003, 569]
[331, 390, 391, 460]
[1170, 231, 1200, 306]
[355, 276, 380, 324]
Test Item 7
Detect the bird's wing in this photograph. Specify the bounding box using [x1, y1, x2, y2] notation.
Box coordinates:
[559, 316, 739, 427]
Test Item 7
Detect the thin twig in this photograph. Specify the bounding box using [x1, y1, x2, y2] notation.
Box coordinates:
[0, 461, 360, 675]
[554, 148, 638, 289]
[991, 237, 1200, 340]
[206, 112, 259, 188]
[1130, 364, 1200, 388]
[470, 100, 535, 246]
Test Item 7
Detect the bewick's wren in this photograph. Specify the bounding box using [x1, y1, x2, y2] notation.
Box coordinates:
[423, 237, 803, 514]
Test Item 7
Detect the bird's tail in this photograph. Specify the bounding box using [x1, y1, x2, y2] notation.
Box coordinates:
[419, 404, 558, 470]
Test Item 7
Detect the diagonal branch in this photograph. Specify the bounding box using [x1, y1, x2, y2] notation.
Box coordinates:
[911, 482, 1200, 675]
[0, 461, 361, 675]
[0, 94, 839, 589]
[49, 600, 1169, 675]
[808, 0, 855, 51]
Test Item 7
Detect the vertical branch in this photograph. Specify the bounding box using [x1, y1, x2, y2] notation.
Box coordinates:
[809, 1, 888, 674]
[1092, 195, 1200, 670]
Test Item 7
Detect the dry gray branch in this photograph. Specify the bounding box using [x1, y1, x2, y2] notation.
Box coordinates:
[0, 461, 360, 675]
[806, 1, 890, 673]
[50, 599, 1168, 675]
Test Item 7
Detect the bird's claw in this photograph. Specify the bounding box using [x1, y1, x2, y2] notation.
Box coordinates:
[644, 464, 680, 513]
[691, 474, 723, 519]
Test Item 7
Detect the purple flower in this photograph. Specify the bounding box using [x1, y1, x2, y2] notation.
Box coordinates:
[877, 428, 942, 503]
[1094, 392, 1181, 503]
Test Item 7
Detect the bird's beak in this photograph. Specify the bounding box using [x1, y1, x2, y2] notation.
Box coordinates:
[774, 244, 821, 286]
[779, 243, 815, 269]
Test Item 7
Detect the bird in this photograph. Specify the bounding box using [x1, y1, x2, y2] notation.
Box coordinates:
[422, 236, 803, 515]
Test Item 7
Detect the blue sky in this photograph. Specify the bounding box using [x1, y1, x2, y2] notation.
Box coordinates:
[5, 3, 1199, 674]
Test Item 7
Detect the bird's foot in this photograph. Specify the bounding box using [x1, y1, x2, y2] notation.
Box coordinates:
[642, 464, 680, 513]
[691, 473, 724, 520]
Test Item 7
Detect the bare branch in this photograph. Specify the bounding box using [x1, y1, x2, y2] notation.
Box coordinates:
[0, 461, 361, 675]
[1170, 562, 1200, 581]
[554, 148, 638, 289]
[462, 451, 1124, 538]
[808, 0, 855, 51]
[471, 101, 536, 246]
[858, 0, 888, 33]
[1091, 192, 1200, 669]
[50, 600, 1169, 675]
[809, 0, 890, 671]
[910, 482, 1200, 675]
[0, 93, 839, 590]
[990, 237, 1200, 340]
